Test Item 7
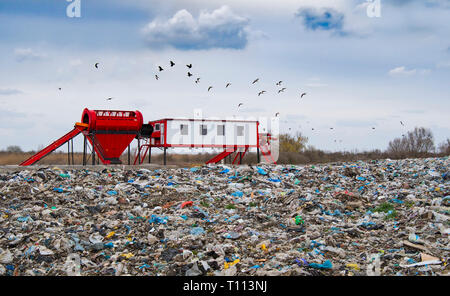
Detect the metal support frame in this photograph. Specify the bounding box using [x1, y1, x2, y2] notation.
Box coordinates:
[91, 133, 95, 166]
[83, 135, 87, 166]
[67, 139, 75, 165]
[232, 150, 240, 164]
[128, 145, 130, 165]
[148, 146, 151, 163]
[137, 138, 141, 164]
[163, 147, 167, 165]
[67, 141, 70, 165]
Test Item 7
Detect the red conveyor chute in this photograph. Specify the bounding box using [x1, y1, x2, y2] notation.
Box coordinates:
[19, 123, 88, 166]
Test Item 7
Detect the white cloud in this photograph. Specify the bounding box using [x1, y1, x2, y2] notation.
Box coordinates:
[389, 66, 417, 76]
[14, 48, 47, 62]
[389, 66, 431, 76]
[141, 6, 250, 50]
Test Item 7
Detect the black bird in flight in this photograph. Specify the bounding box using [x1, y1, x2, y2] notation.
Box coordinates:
[94, 63, 99, 69]
[275, 112, 280, 117]
[107, 97, 113, 101]
[195, 78, 200, 83]
[258, 91, 266, 96]
[311, 128, 314, 130]
[155, 75, 159, 80]
[187, 72, 193, 77]
[278, 88, 286, 93]
[330, 127, 334, 130]
[170, 61, 175, 67]
[158, 66, 164, 71]
[400, 121, 404, 126]
[372, 127, 376, 130]
[252, 78, 259, 84]
[58, 87, 62, 91]
[276, 81, 282, 86]
[186, 64, 192, 69]
[208, 86, 213, 92]
[226, 83, 231, 88]
[238, 103, 243, 108]
[300, 92, 307, 98]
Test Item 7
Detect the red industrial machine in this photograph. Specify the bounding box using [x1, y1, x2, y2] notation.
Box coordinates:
[20, 108, 146, 166]
[20, 108, 276, 166]
[80, 109, 144, 164]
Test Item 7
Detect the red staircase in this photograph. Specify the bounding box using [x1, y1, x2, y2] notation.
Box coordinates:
[133, 138, 151, 165]
[231, 146, 249, 165]
[20, 123, 88, 166]
[206, 147, 238, 164]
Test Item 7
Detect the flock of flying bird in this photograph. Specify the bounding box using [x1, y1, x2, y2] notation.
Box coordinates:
[153, 60, 308, 118]
[57, 60, 307, 111]
[57, 60, 408, 140]
[153, 60, 408, 137]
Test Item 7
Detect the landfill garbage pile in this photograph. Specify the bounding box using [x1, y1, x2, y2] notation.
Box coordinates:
[0, 157, 449, 276]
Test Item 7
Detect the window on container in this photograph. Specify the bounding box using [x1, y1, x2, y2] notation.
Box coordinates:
[180, 124, 188, 135]
[237, 126, 244, 136]
[155, 124, 160, 131]
[217, 125, 225, 136]
[200, 125, 207, 136]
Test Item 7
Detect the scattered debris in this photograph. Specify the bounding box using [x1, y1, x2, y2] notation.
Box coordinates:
[0, 157, 448, 275]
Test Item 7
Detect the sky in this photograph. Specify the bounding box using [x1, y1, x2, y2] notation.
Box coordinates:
[0, 0, 449, 154]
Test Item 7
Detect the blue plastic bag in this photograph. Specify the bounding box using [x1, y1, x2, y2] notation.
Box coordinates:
[257, 167, 267, 175]
[190, 227, 205, 235]
[268, 178, 281, 182]
[309, 260, 332, 269]
[231, 191, 243, 197]
[148, 214, 168, 224]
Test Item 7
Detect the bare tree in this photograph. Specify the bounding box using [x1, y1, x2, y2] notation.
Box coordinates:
[387, 138, 404, 156]
[438, 138, 450, 155]
[407, 127, 435, 154]
[387, 127, 435, 157]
